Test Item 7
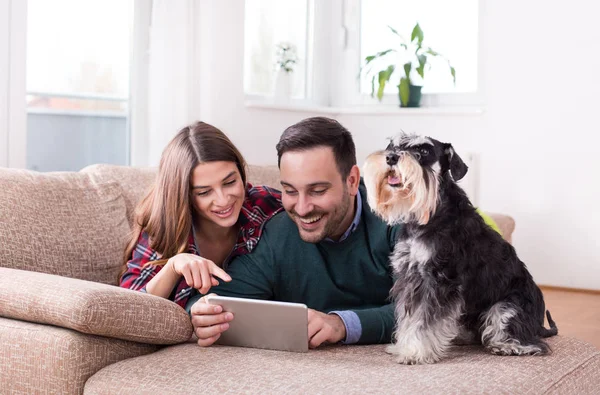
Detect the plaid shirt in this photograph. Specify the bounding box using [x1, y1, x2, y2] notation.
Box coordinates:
[120, 183, 283, 308]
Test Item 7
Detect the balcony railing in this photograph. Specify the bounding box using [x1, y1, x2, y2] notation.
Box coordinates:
[26, 91, 129, 172]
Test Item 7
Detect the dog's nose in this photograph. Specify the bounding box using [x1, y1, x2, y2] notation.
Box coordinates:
[386, 152, 399, 166]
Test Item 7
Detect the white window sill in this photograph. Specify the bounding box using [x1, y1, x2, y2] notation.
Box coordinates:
[245, 100, 485, 116]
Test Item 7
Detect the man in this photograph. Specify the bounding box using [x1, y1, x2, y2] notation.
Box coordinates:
[187, 117, 400, 348]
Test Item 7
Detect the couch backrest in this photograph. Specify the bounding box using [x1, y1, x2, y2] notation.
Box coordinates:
[81, 164, 157, 227]
[0, 168, 130, 285]
[0, 164, 281, 285]
[247, 165, 280, 190]
[82, 164, 282, 226]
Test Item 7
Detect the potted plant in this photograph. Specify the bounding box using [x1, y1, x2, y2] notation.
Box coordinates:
[362, 23, 456, 107]
[273, 42, 298, 101]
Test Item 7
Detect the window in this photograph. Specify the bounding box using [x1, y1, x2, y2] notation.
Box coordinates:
[25, 0, 133, 171]
[360, 0, 478, 95]
[243, 0, 480, 108]
[243, 0, 311, 99]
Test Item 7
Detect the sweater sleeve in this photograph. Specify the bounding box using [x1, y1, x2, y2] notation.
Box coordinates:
[215, 248, 276, 300]
[350, 303, 395, 344]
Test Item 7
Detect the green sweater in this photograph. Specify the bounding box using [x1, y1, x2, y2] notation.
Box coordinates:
[186, 184, 401, 344]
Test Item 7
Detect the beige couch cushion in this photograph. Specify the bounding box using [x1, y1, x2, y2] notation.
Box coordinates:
[0, 317, 158, 395]
[82, 164, 281, 224]
[0, 168, 130, 285]
[82, 164, 157, 226]
[85, 337, 600, 394]
[0, 267, 193, 344]
[248, 164, 280, 189]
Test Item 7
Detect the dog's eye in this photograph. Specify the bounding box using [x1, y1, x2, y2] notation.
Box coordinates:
[420, 148, 430, 157]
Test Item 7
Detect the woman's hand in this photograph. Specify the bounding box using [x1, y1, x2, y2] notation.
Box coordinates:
[168, 253, 232, 294]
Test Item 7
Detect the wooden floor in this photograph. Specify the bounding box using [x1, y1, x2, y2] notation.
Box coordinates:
[542, 288, 600, 349]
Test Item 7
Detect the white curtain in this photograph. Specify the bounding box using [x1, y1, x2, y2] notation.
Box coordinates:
[147, 0, 199, 166]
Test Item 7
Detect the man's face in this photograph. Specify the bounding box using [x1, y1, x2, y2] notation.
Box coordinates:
[279, 146, 354, 243]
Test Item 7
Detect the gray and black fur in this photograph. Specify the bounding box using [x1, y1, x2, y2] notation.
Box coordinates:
[363, 134, 557, 364]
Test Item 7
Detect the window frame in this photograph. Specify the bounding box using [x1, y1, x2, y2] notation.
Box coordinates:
[0, 0, 151, 169]
[245, 0, 485, 110]
[243, 0, 317, 105]
[0, 0, 27, 168]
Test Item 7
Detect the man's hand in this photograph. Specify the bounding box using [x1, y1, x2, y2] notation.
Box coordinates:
[190, 294, 234, 347]
[307, 309, 346, 348]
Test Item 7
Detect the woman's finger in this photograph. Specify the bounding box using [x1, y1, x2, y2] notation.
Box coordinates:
[189, 263, 203, 290]
[180, 267, 194, 288]
[208, 262, 232, 283]
[198, 261, 213, 294]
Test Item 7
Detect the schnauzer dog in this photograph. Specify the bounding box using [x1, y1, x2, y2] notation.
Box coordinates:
[363, 134, 558, 365]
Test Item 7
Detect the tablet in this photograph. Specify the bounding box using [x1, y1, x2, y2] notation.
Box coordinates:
[205, 295, 308, 353]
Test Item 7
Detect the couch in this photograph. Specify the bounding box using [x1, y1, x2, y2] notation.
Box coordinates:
[0, 164, 598, 394]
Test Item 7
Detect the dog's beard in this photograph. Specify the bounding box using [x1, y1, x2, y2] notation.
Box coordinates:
[364, 151, 439, 225]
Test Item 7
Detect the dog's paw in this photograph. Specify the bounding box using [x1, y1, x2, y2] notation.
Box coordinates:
[385, 344, 399, 355]
[396, 355, 440, 365]
[393, 349, 441, 365]
[396, 355, 421, 365]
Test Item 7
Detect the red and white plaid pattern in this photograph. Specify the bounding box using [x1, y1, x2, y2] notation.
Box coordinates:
[120, 184, 283, 308]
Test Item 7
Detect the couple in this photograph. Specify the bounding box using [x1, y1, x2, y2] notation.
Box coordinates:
[120, 116, 401, 348]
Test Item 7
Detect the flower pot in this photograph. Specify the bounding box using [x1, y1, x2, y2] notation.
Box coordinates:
[274, 69, 292, 102]
[399, 85, 423, 108]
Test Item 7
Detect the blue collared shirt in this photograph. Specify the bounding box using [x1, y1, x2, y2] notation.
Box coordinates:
[324, 192, 362, 243]
[328, 192, 364, 344]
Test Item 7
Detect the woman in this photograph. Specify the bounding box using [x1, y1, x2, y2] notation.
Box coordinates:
[120, 121, 283, 308]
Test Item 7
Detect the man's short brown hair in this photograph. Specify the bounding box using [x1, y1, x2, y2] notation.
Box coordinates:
[276, 117, 357, 179]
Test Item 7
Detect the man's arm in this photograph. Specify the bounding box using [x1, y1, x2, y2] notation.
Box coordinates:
[186, 234, 277, 346]
[335, 304, 395, 345]
[185, 238, 276, 314]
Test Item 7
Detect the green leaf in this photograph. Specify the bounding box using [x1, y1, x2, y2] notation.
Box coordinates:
[426, 48, 440, 57]
[376, 49, 395, 58]
[371, 75, 375, 97]
[403, 62, 412, 78]
[387, 25, 406, 43]
[399, 77, 410, 107]
[363, 49, 394, 67]
[450, 66, 456, 85]
[377, 73, 386, 101]
[411, 23, 424, 46]
[416, 55, 426, 79]
[376, 65, 395, 101]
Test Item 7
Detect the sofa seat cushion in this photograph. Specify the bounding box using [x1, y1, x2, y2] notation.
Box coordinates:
[85, 336, 600, 394]
[0, 168, 130, 285]
[0, 317, 158, 395]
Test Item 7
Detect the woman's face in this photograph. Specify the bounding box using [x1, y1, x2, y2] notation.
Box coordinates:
[190, 161, 245, 229]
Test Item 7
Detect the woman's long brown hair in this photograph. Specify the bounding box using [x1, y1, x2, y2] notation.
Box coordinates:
[119, 122, 247, 281]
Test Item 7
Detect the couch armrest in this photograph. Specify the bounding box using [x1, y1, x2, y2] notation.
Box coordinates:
[0, 317, 159, 395]
[487, 212, 516, 244]
[0, 267, 193, 345]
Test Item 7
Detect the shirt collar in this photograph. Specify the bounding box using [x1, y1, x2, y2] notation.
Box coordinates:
[325, 192, 362, 243]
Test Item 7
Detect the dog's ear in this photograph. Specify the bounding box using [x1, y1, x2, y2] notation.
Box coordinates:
[443, 143, 468, 181]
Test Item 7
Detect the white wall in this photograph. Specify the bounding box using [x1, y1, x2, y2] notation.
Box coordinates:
[193, 1, 600, 290]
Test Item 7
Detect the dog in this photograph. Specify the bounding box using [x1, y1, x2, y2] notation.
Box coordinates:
[363, 134, 558, 365]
